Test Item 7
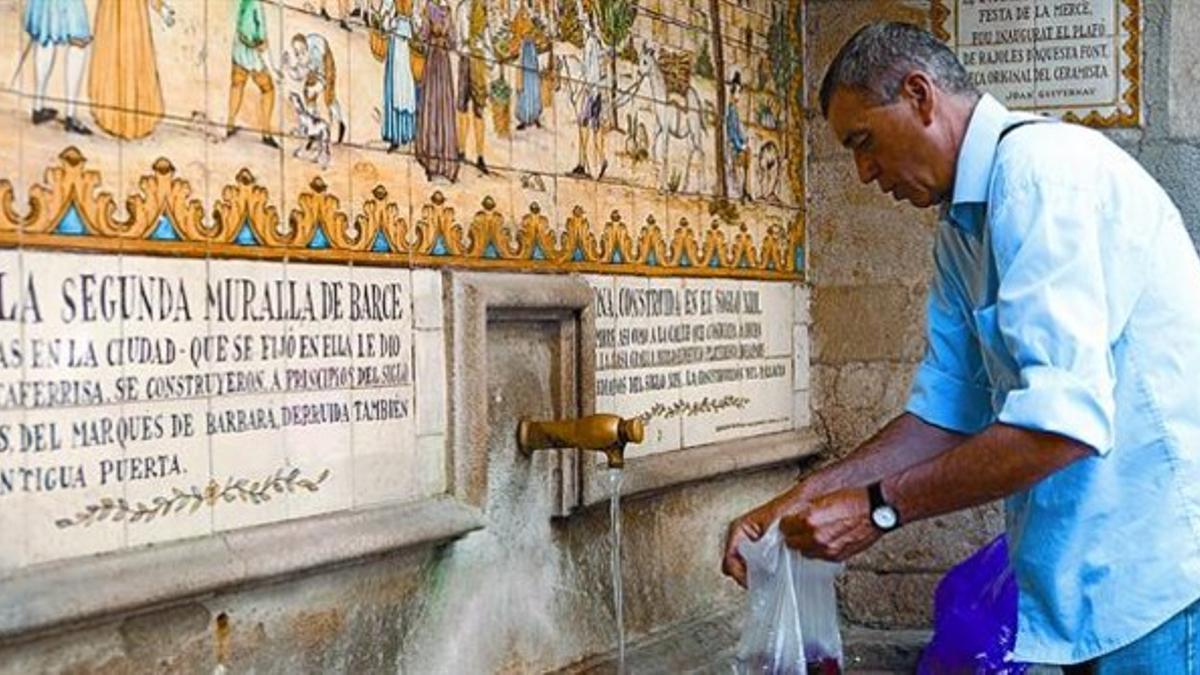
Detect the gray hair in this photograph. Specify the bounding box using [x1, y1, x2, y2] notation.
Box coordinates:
[819, 22, 978, 117]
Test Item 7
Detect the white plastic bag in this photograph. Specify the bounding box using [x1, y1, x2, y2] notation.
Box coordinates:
[732, 522, 844, 675]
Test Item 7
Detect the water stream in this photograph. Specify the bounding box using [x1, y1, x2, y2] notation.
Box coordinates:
[609, 467, 626, 675]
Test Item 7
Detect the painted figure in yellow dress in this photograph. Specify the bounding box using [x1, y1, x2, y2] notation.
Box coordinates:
[87, 0, 176, 140]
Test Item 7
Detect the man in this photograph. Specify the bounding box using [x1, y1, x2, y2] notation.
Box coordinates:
[722, 22, 1200, 670]
[454, 0, 492, 175]
[725, 71, 751, 201]
[570, 6, 607, 179]
[22, 0, 93, 134]
[226, 0, 280, 148]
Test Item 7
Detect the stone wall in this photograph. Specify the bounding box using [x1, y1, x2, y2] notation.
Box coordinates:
[803, 0, 1193, 637]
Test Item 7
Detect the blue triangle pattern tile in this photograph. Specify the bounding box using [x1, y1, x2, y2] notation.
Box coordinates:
[309, 224, 331, 249]
[572, 246, 585, 262]
[645, 249, 658, 266]
[432, 233, 448, 255]
[371, 230, 391, 252]
[234, 219, 260, 246]
[149, 214, 181, 241]
[611, 247, 623, 264]
[55, 205, 87, 236]
[531, 241, 546, 260]
[678, 250, 691, 267]
[483, 241, 500, 259]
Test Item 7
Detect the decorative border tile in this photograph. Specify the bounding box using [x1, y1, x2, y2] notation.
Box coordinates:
[0, 146, 804, 280]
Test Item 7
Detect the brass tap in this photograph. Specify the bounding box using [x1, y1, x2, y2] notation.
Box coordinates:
[517, 414, 645, 469]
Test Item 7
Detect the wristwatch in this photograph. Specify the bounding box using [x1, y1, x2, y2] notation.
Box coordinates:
[867, 481, 900, 532]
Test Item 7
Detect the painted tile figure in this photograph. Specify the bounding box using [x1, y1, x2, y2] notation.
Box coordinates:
[379, 0, 417, 150]
[725, 71, 750, 201]
[87, 0, 175, 140]
[635, 41, 706, 193]
[454, 0, 493, 175]
[571, 8, 607, 179]
[320, 0, 362, 30]
[226, 0, 280, 148]
[512, 0, 543, 130]
[282, 32, 347, 144]
[415, 0, 459, 182]
[22, 0, 93, 134]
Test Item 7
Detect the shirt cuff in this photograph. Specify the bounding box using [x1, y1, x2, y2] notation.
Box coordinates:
[906, 362, 994, 434]
[997, 364, 1114, 455]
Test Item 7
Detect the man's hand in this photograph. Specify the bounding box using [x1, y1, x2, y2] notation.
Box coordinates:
[721, 483, 817, 588]
[779, 487, 881, 562]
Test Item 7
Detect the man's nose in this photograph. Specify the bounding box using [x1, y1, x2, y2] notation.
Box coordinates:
[854, 151, 880, 185]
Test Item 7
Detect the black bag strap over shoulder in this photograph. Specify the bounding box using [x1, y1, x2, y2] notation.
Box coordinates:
[997, 118, 1051, 145]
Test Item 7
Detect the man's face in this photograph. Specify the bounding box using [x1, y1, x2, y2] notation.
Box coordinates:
[826, 83, 949, 209]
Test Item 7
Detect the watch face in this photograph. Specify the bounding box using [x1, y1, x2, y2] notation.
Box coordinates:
[872, 505, 898, 530]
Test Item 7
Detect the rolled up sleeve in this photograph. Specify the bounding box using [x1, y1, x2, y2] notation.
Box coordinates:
[989, 176, 1116, 455]
[906, 227, 994, 434]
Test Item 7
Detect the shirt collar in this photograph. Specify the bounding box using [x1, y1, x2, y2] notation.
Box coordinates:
[947, 94, 1011, 234]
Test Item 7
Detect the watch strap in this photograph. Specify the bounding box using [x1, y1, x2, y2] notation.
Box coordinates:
[867, 480, 886, 511]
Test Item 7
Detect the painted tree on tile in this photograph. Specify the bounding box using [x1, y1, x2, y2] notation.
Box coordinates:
[707, 0, 728, 199]
[595, 0, 636, 129]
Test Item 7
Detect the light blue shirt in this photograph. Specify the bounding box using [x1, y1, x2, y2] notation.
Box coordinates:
[906, 94, 1200, 664]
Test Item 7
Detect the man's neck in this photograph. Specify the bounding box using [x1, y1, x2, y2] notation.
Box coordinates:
[939, 93, 983, 205]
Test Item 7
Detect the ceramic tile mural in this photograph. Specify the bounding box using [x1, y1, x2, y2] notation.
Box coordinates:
[0, 0, 805, 568]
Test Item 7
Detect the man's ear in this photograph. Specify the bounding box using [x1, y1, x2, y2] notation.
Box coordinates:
[901, 71, 937, 126]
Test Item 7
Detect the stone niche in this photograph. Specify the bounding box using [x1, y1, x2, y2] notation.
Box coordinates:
[0, 0, 812, 650]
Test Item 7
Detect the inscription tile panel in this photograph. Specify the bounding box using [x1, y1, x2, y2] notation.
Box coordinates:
[935, 0, 1140, 126]
[19, 250, 124, 414]
[412, 270, 445, 331]
[347, 265, 419, 507]
[597, 275, 684, 460]
[0, 249, 24, 395]
[758, 281, 793, 358]
[413, 328, 447, 439]
[678, 277, 749, 448]
[414, 433, 448, 501]
[123, 397, 213, 548]
[118, 255, 212, 405]
[204, 256, 290, 532]
[282, 387, 353, 520]
[351, 383, 419, 507]
[209, 389, 288, 532]
[23, 402, 128, 567]
[590, 274, 802, 457]
[0, 406, 25, 572]
[739, 356, 794, 438]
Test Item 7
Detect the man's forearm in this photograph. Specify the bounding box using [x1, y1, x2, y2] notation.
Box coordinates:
[802, 412, 966, 498]
[883, 422, 1091, 524]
